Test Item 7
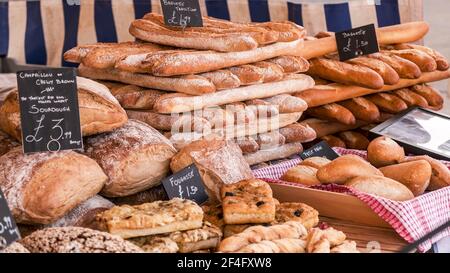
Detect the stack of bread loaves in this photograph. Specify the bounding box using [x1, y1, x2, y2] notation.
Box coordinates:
[63, 13, 318, 166]
[294, 26, 450, 150]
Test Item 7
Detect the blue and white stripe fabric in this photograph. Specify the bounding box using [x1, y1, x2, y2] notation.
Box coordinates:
[0, 0, 423, 67]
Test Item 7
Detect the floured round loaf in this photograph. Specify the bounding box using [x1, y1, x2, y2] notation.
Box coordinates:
[85, 119, 177, 197]
[21, 227, 143, 253]
[0, 242, 30, 253]
[0, 77, 128, 141]
[170, 138, 254, 201]
[0, 147, 107, 224]
[0, 129, 19, 156]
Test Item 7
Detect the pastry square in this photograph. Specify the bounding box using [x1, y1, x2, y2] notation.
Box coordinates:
[96, 198, 203, 238]
[221, 179, 276, 224]
[275, 202, 319, 229]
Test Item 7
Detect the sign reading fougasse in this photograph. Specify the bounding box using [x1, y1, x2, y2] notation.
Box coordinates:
[16, 68, 83, 154]
[160, 0, 203, 27]
[162, 164, 209, 204]
[335, 24, 379, 61]
[300, 141, 340, 160]
[0, 189, 20, 251]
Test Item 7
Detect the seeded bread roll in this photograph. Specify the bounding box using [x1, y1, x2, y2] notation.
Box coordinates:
[21, 227, 143, 253]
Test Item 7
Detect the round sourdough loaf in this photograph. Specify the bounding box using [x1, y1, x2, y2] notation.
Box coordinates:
[85, 119, 176, 197]
[0, 147, 107, 224]
[21, 227, 143, 253]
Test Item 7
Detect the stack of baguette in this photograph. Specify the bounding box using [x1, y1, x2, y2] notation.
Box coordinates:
[295, 28, 450, 146]
[63, 12, 319, 166]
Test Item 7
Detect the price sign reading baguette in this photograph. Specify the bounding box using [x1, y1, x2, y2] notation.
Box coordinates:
[162, 164, 209, 204]
[160, 0, 203, 27]
[0, 189, 20, 251]
[335, 24, 379, 61]
[300, 141, 340, 160]
[16, 68, 83, 154]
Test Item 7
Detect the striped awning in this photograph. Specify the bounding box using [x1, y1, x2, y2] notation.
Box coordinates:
[0, 0, 423, 67]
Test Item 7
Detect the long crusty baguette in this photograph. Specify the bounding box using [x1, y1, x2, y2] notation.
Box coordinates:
[365, 93, 408, 114]
[244, 142, 304, 166]
[300, 21, 429, 59]
[116, 39, 304, 76]
[368, 52, 421, 79]
[338, 97, 380, 122]
[253, 61, 285, 83]
[346, 56, 400, 85]
[263, 94, 308, 113]
[228, 65, 264, 85]
[294, 69, 450, 107]
[199, 70, 241, 90]
[235, 136, 260, 154]
[306, 103, 356, 125]
[108, 83, 165, 110]
[77, 65, 215, 95]
[268, 55, 310, 73]
[409, 84, 444, 107]
[254, 131, 286, 150]
[307, 58, 384, 89]
[393, 44, 449, 71]
[386, 49, 437, 72]
[63, 42, 120, 63]
[299, 118, 368, 138]
[279, 123, 317, 143]
[244, 99, 280, 117]
[153, 74, 314, 113]
[392, 88, 429, 108]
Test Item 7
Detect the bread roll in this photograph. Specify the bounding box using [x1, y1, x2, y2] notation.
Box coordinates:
[401, 155, 450, 191]
[0, 77, 128, 142]
[0, 147, 107, 224]
[170, 139, 254, 201]
[320, 135, 346, 148]
[317, 155, 383, 184]
[379, 160, 432, 196]
[346, 175, 414, 201]
[281, 165, 320, 186]
[85, 120, 177, 197]
[338, 131, 370, 150]
[299, 157, 331, 169]
[367, 136, 405, 167]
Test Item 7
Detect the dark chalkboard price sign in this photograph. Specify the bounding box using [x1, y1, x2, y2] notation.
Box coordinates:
[300, 141, 340, 161]
[335, 24, 379, 61]
[162, 164, 209, 204]
[160, 0, 203, 27]
[16, 68, 83, 154]
[0, 189, 20, 251]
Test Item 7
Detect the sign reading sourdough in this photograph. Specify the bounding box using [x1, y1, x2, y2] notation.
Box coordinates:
[160, 0, 203, 27]
[162, 164, 209, 204]
[16, 68, 83, 153]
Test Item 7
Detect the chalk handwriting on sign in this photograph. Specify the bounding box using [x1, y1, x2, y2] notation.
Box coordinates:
[335, 24, 379, 61]
[162, 164, 208, 204]
[0, 190, 20, 251]
[300, 141, 340, 160]
[160, 0, 203, 27]
[16, 68, 83, 154]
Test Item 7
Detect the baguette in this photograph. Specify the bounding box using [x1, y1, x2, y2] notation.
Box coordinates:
[300, 22, 429, 59]
[394, 44, 449, 71]
[253, 61, 285, 83]
[347, 56, 400, 85]
[409, 84, 444, 107]
[199, 70, 241, 90]
[228, 65, 264, 85]
[244, 99, 280, 117]
[244, 142, 303, 166]
[299, 118, 367, 138]
[338, 97, 380, 122]
[254, 131, 286, 150]
[294, 70, 450, 107]
[307, 58, 384, 89]
[109, 84, 165, 110]
[267, 56, 310, 73]
[367, 52, 421, 79]
[235, 136, 260, 154]
[77, 65, 216, 95]
[279, 123, 317, 143]
[365, 93, 408, 114]
[392, 88, 429, 108]
[153, 74, 314, 113]
[126, 110, 211, 132]
[306, 103, 356, 125]
[116, 39, 304, 76]
[338, 131, 370, 150]
[320, 135, 346, 148]
[263, 94, 308, 113]
[63, 42, 123, 63]
[387, 49, 437, 72]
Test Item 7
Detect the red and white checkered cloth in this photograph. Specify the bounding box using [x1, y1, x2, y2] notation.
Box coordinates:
[252, 147, 450, 252]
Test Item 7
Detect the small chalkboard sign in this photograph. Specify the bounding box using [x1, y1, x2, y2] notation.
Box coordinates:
[300, 141, 340, 160]
[16, 68, 83, 154]
[160, 0, 203, 27]
[0, 189, 20, 251]
[162, 164, 209, 204]
[335, 24, 379, 61]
